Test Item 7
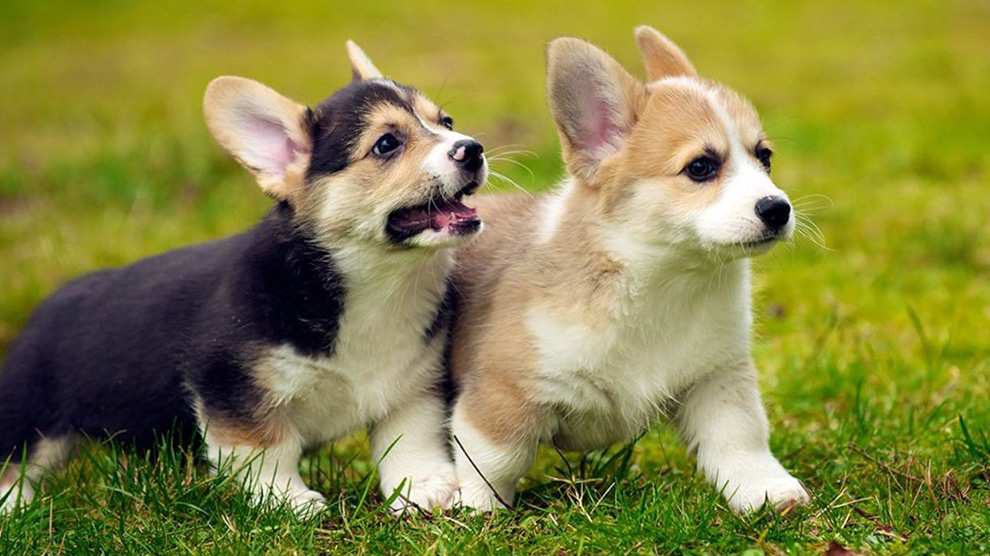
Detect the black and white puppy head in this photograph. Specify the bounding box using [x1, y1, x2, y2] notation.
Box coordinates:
[204, 41, 487, 250]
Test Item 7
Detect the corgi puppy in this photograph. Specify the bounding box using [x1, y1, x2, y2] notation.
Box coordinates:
[0, 41, 486, 515]
[446, 27, 809, 513]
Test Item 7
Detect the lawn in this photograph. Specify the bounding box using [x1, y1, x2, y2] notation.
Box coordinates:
[1, 0, 988, 553]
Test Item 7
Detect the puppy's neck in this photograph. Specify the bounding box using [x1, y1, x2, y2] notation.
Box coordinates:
[331, 240, 452, 291]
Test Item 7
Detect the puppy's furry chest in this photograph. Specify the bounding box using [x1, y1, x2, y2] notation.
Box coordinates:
[256, 267, 447, 444]
[526, 278, 751, 450]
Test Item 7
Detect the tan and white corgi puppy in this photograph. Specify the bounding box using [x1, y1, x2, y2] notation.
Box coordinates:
[0, 42, 485, 515]
[445, 26, 809, 513]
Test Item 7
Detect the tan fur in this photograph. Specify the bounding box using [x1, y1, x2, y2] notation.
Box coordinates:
[711, 84, 766, 148]
[451, 35, 771, 448]
[635, 25, 697, 80]
[347, 40, 383, 80]
[449, 195, 544, 444]
[192, 394, 286, 448]
[413, 94, 446, 127]
[451, 188, 631, 445]
[206, 417, 286, 448]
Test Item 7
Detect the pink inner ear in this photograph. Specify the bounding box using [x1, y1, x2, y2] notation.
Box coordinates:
[241, 115, 299, 176]
[577, 91, 621, 156]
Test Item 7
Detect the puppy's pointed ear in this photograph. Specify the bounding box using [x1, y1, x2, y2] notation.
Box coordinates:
[547, 37, 645, 180]
[204, 76, 312, 202]
[634, 25, 697, 80]
[347, 40, 383, 81]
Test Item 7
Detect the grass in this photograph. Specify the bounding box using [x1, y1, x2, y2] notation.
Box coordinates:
[1, 0, 989, 553]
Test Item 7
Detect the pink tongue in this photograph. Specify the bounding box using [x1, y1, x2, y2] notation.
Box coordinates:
[429, 202, 477, 230]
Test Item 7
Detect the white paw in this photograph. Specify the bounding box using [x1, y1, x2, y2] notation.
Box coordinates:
[1, 493, 20, 514]
[453, 478, 513, 513]
[725, 474, 809, 513]
[286, 488, 327, 517]
[384, 467, 459, 513]
[0, 481, 34, 514]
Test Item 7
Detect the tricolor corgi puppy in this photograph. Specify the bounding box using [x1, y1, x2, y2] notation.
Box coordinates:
[446, 27, 809, 513]
[0, 41, 486, 515]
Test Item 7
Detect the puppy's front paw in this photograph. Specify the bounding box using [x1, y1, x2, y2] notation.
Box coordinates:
[453, 478, 512, 513]
[384, 466, 459, 514]
[285, 488, 327, 517]
[726, 474, 809, 513]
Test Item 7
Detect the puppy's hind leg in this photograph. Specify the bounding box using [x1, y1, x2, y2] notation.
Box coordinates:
[201, 420, 325, 516]
[1, 351, 73, 513]
[449, 383, 544, 512]
[1, 436, 75, 513]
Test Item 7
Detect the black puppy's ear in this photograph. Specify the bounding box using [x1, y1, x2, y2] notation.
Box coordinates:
[347, 40, 384, 81]
[203, 76, 312, 201]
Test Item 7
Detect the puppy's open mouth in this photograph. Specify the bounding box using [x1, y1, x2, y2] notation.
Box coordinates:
[386, 183, 481, 242]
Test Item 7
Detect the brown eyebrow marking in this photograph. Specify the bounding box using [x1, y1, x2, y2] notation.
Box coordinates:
[703, 145, 722, 160]
[411, 94, 444, 126]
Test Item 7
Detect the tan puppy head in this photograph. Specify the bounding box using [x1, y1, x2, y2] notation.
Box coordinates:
[547, 26, 792, 261]
[204, 41, 487, 250]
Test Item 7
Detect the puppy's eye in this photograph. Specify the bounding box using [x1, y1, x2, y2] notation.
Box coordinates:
[440, 116, 454, 130]
[372, 133, 402, 157]
[756, 146, 773, 172]
[684, 156, 720, 182]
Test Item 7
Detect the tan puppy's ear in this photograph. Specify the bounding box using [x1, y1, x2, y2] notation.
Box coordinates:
[346, 40, 383, 81]
[547, 37, 646, 180]
[634, 25, 697, 80]
[203, 76, 312, 202]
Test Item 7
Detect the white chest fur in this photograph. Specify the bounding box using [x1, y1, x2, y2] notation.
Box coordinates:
[526, 260, 753, 450]
[257, 248, 450, 445]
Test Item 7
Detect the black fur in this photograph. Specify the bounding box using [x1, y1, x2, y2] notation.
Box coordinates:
[424, 280, 456, 344]
[0, 203, 344, 460]
[432, 280, 461, 408]
[307, 80, 415, 180]
[0, 78, 425, 463]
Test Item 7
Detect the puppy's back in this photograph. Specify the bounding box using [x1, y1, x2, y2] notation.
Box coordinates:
[0, 230, 251, 460]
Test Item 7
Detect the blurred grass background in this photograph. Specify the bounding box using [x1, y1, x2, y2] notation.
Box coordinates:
[1, 0, 988, 554]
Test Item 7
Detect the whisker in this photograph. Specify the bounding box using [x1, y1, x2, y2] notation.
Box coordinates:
[791, 194, 834, 215]
[796, 214, 827, 242]
[489, 157, 535, 179]
[487, 154, 538, 165]
[790, 204, 830, 216]
[487, 150, 537, 159]
[486, 144, 535, 155]
[791, 193, 834, 205]
[797, 230, 831, 252]
[489, 170, 534, 198]
[793, 215, 833, 251]
[487, 155, 535, 162]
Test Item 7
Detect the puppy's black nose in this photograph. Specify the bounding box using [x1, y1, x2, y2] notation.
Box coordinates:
[755, 196, 791, 232]
[448, 139, 484, 173]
